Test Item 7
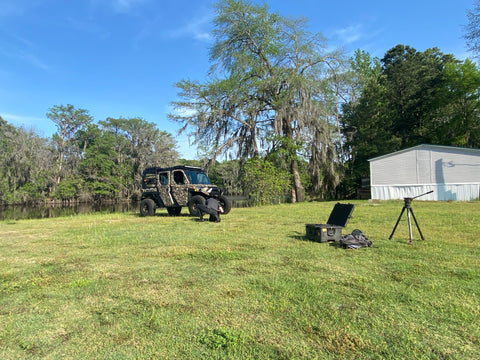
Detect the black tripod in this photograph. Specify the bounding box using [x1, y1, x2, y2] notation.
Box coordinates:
[389, 190, 433, 244]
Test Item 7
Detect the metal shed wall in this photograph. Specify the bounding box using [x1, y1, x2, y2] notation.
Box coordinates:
[369, 145, 480, 201]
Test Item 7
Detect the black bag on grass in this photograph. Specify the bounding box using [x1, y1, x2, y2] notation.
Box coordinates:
[339, 229, 372, 249]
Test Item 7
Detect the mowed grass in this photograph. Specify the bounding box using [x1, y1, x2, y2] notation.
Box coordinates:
[0, 200, 479, 359]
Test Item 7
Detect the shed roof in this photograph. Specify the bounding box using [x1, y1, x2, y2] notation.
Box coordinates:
[368, 144, 480, 162]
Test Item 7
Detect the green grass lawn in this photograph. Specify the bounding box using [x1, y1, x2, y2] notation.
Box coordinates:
[1, 200, 479, 359]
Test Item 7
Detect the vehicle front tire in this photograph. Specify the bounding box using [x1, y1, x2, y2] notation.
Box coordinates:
[140, 198, 156, 216]
[188, 195, 205, 216]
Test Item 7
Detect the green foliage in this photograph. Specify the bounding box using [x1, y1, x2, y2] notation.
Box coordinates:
[0, 108, 180, 204]
[243, 157, 291, 204]
[88, 181, 119, 200]
[100, 117, 179, 192]
[341, 45, 480, 194]
[266, 135, 312, 197]
[77, 126, 120, 200]
[0, 117, 55, 204]
[47, 104, 93, 138]
[199, 327, 247, 350]
[464, 0, 480, 59]
[17, 182, 45, 203]
[170, 0, 345, 201]
[47, 104, 93, 183]
[349, 49, 382, 97]
[346, 45, 480, 154]
[52, 177, 83, 201]
[207, 160, 244, 194]
[442, 58, 480, 147]
[380, 46, 455, 147]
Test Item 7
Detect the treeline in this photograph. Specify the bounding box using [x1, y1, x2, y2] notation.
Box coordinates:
[0, 106, 178, 205]
[342, 46, 480, 192]
[1, 1, 480, 205]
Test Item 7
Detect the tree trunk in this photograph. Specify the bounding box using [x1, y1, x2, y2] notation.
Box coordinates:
[291, 158, 304, 203]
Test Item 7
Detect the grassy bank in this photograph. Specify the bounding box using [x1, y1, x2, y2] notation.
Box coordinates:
[1, 200, 479, 359]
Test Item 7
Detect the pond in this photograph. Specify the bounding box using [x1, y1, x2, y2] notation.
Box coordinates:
[0, 202, 140, 221]
[0, 197, 252, 221]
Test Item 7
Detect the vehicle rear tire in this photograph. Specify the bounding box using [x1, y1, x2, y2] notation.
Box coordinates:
[218, 195, 231, 215]
[167, 207, 182, 216]
[140, 198, 155, 216]
[188, 195, 205, 216]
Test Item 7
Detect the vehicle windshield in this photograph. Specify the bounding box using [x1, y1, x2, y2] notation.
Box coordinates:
[185, 169, 211, 185]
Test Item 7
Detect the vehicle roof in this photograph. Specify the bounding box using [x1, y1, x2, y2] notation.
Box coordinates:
[142, 165, 204, 173]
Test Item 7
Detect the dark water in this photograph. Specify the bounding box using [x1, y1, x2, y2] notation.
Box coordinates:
[0, 202, 140, 221]
[0, 198, 251, 221]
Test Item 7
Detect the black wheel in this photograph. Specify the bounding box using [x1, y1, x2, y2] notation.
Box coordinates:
[140, 198, 155, 216]
[188, 195, 205, 216]
[219, 195, 231, 215]
[167, 207, 182, 216]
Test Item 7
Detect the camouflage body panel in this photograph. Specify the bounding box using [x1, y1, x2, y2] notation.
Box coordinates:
[140, 165, 221, 209]
[158, 186, 174, 207]
[170, 184, 218, 206]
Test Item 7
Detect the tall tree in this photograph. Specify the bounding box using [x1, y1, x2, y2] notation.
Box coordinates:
[47, 104, 92, 184]
[381, 45, 454, 147]
[464, 0, 480, 59]
[77, 125, 120, 201]
[101, 117, 179, 195]
[342, 68, 401, 186]
[0, 117, 54, 203]
[170, 0, 344, 201]
[347, 49, 382, 105]
[441, 58, 480, 147]
[342, 45, 480, 194]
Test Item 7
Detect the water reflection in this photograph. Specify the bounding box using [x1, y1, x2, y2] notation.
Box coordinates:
[0, 202, 139, 221]
[0, 198, 251, 221]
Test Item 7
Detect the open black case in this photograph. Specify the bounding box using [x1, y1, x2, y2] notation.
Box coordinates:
[305, 203, 354, 243]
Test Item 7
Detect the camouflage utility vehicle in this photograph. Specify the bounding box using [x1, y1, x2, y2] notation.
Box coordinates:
[139, 165, 231, 216]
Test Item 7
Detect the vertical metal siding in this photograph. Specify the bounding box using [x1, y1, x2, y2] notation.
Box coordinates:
[430, 149, 480, 183]
[370, 150, 417, 185]
[371, 184, 480, 201]
[369, 145, 480, 201]
[416, 149, 431, 183]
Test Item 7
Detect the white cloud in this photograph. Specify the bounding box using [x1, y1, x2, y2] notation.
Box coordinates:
[167, 13, 213, 42]
[0, 36, 49, 71]
[332, 24, 363, 45]
[328, 22, 387, 57]
[0, 112, 57, 136]
[90, 0, 149, 13]
[0, 35, 50, 71]
[17, 49, 49, 71]
[0, 112, 44, 127]
[112, 0, 145, 12]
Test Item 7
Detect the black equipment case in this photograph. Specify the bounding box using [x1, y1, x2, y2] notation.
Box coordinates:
[305, 203, 354, 243]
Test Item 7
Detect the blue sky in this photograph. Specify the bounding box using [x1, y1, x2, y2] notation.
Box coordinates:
[0, 0, 474, 158]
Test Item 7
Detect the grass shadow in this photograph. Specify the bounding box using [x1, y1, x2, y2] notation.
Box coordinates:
[290, 231, 340, 247]
[133, 212, 195, 218]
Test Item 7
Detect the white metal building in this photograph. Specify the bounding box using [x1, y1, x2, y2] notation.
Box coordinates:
[368, 144, 480, 201]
